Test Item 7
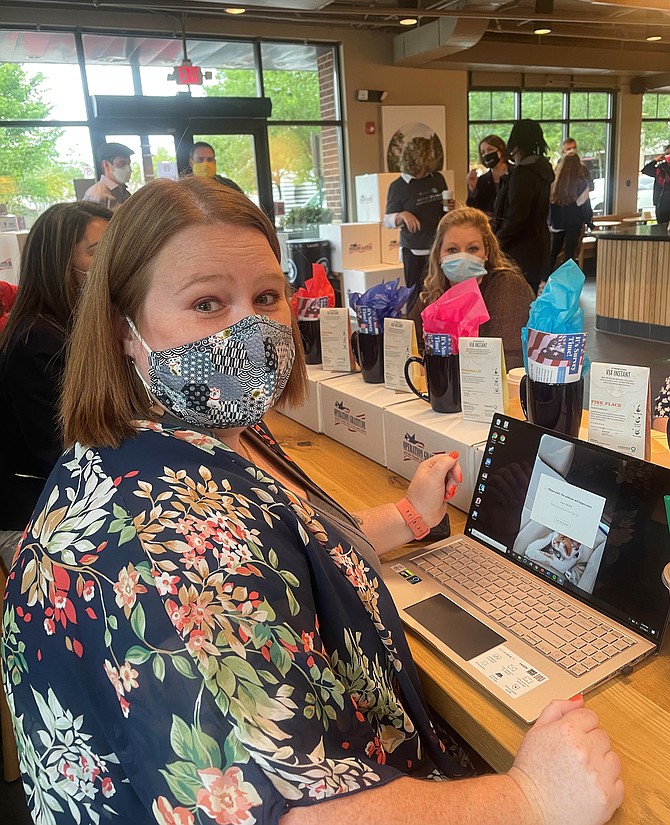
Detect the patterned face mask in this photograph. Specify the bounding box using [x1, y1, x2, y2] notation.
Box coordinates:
[126, 314, 295, 428]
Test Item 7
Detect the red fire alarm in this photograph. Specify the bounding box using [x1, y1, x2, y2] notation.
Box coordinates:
[365, 121, 376, 135]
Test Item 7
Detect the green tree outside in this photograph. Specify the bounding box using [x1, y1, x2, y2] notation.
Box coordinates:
[203, 68, 323, 199]
[0, 63, 89, 219]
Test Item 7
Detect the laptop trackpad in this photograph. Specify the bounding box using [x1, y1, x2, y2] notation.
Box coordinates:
[405, 594, 505, 660]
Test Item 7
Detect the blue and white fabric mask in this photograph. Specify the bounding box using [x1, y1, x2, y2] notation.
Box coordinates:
[126, 315, 295, 429]
[440, 252, 488, 284]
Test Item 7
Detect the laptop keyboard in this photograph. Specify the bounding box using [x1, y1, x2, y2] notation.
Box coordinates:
[413, 540, 636, 677]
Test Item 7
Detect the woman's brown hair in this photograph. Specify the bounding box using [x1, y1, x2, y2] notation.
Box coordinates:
[551, 153, 588, 206]
[478, 135, 506, 161]
[62, 177, 307, 449]
[420, 206, 522, 305]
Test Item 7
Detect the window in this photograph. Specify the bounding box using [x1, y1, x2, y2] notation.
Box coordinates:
[0, 27, 346, 223]
[468, 88, 614, 214]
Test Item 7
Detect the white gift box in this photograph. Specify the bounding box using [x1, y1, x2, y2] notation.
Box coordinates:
[0, 232, 22, 285]
[277, 364, 349, 433]
[342, 263, 404, 303]
[319, 372, 412, 466]
[354, 173, 398, 222]
[380, 226, 402, 264]
[319, 223, 381, 271]
[384, 399, 491, 512]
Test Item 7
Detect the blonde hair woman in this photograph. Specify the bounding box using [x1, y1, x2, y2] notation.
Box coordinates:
[411, 207, 534, 369]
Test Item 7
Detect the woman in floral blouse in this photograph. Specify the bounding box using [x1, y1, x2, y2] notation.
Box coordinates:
[2, 177, 623, 825]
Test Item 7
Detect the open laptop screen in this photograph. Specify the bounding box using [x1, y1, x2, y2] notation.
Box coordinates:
[465, 415, 670, 644]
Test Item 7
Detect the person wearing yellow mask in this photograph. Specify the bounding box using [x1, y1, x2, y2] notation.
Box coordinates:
[189, 141, 243, 193]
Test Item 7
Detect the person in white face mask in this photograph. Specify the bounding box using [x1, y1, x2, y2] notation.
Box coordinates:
[83, 142, 134, 211]
[410, 206, 534, 369]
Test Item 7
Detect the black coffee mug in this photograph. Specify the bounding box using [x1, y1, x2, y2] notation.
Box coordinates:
[298, 319, 322, 365]
[351, 331, 384, 384]
[519, 375, 584, 437]
[404, 353, 461, 413]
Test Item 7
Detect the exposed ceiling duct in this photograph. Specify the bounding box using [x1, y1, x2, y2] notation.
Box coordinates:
[394, 16, 489, 66]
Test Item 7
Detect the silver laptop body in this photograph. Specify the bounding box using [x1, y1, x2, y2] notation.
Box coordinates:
[382, 415, 670, 723]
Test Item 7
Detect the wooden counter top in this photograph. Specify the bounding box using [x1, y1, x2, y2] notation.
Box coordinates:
[267, 409, 670, 825]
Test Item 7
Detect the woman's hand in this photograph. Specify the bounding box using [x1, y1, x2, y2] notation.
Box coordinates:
[509, 696, 624, 825]
[406, 451, 462, 529]
[467, 169, 479, 192]
[398, 211, 421, 232]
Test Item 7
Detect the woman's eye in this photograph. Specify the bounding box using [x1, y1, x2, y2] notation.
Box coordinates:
[195, 299, 219, 312]
[256, 291, 280, 306]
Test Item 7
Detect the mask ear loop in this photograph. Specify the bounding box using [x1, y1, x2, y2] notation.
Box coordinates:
[125, 316, 157, 409]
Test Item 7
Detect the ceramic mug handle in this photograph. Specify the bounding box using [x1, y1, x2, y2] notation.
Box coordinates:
[404, 356, 429, 402]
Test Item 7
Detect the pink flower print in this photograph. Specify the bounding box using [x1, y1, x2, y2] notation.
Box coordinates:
[196, 767, 262, 825]
[103, 660, 124, 697]
[165, 599, 190, 632]
[101, 777, 116, 798]
[153, 571, 179, 596]
[82, 580, 95, 602]
[119, 662, 139, 693]
[44, 618, 56, 636]
[113, 564, 147, 613]
[152, 796, 195, 825]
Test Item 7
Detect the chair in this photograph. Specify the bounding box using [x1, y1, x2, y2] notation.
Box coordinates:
[0, 564, 20, 782]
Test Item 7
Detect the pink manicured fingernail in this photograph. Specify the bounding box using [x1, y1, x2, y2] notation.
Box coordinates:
[446, 484, 457, 499]
[457, 471, 463, 484]
[569, 694, 583, 702]
[449, 450, 459, 459]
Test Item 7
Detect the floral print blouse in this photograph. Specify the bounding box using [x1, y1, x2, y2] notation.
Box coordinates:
[3, 420, 469, 825]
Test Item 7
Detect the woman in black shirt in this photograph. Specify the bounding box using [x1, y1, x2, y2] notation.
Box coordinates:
[466, 134, 508, 220]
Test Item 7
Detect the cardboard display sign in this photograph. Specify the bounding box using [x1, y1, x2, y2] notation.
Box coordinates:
[320, 308, 355, 372]
[588, 362, 651, 459]
[459, 337, 508, 423]
[383, 317, 420, 393]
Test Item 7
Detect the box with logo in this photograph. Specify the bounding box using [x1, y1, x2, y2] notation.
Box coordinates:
[354, 173, 398, 222]
[380, 226, 401, 264]
[319, 373, 413, 466]
[384, 399, 490, 512]
[277, 364, 349, 433]
[319, 223, 381, 272]
[0, 232, 21, 285]
[342, 263, 404, 303]
[0, 215, 19, 233]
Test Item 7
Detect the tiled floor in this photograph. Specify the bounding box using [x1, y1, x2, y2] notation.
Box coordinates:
[3, 273, 670, 824]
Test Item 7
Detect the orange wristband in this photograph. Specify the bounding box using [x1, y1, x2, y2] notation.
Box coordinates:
[395, 497, 430, 540]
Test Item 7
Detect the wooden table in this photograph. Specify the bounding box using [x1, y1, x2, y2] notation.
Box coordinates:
[267, 410, 670, 825]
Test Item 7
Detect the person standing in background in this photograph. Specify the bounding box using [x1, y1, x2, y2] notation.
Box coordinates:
[548, 153, 593, 275]
[83, 142, 134, 211]
[188, 141, 244, 193]
[384, 137, 446, 314]
[641, 144, 670, 224]
[466, 135, 508, 220]
[561, 137, 594, 191]
[494, 119, 554, 294]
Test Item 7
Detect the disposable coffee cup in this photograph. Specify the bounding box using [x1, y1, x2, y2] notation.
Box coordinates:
[442, 189, 454, 212]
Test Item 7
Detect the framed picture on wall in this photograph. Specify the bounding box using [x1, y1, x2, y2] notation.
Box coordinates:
[381, 105, 447, 173]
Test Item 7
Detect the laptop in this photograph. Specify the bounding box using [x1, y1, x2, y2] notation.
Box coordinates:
[381, 414, 670, 723]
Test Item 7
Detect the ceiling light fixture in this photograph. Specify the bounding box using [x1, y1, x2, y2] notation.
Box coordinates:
[225, 7, 246, 13]
[534, 22, 552, 35]
[647, 33, 662, 42]
[399, 17, 418, 25]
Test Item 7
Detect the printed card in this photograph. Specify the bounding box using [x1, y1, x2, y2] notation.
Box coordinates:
[459, 337, 508, 423]
[526, 328, 586, 384]
[320, 308, 355, 373]
[384, 318, 419, 393]
[588, 362, 651, 459]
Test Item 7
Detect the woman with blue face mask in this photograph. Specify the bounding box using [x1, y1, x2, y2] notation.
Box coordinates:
[409, 207, 534, 369]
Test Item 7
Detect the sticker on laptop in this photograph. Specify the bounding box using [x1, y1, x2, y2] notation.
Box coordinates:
[469, 645, 548, 698]
[391, 563, 422, 584]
